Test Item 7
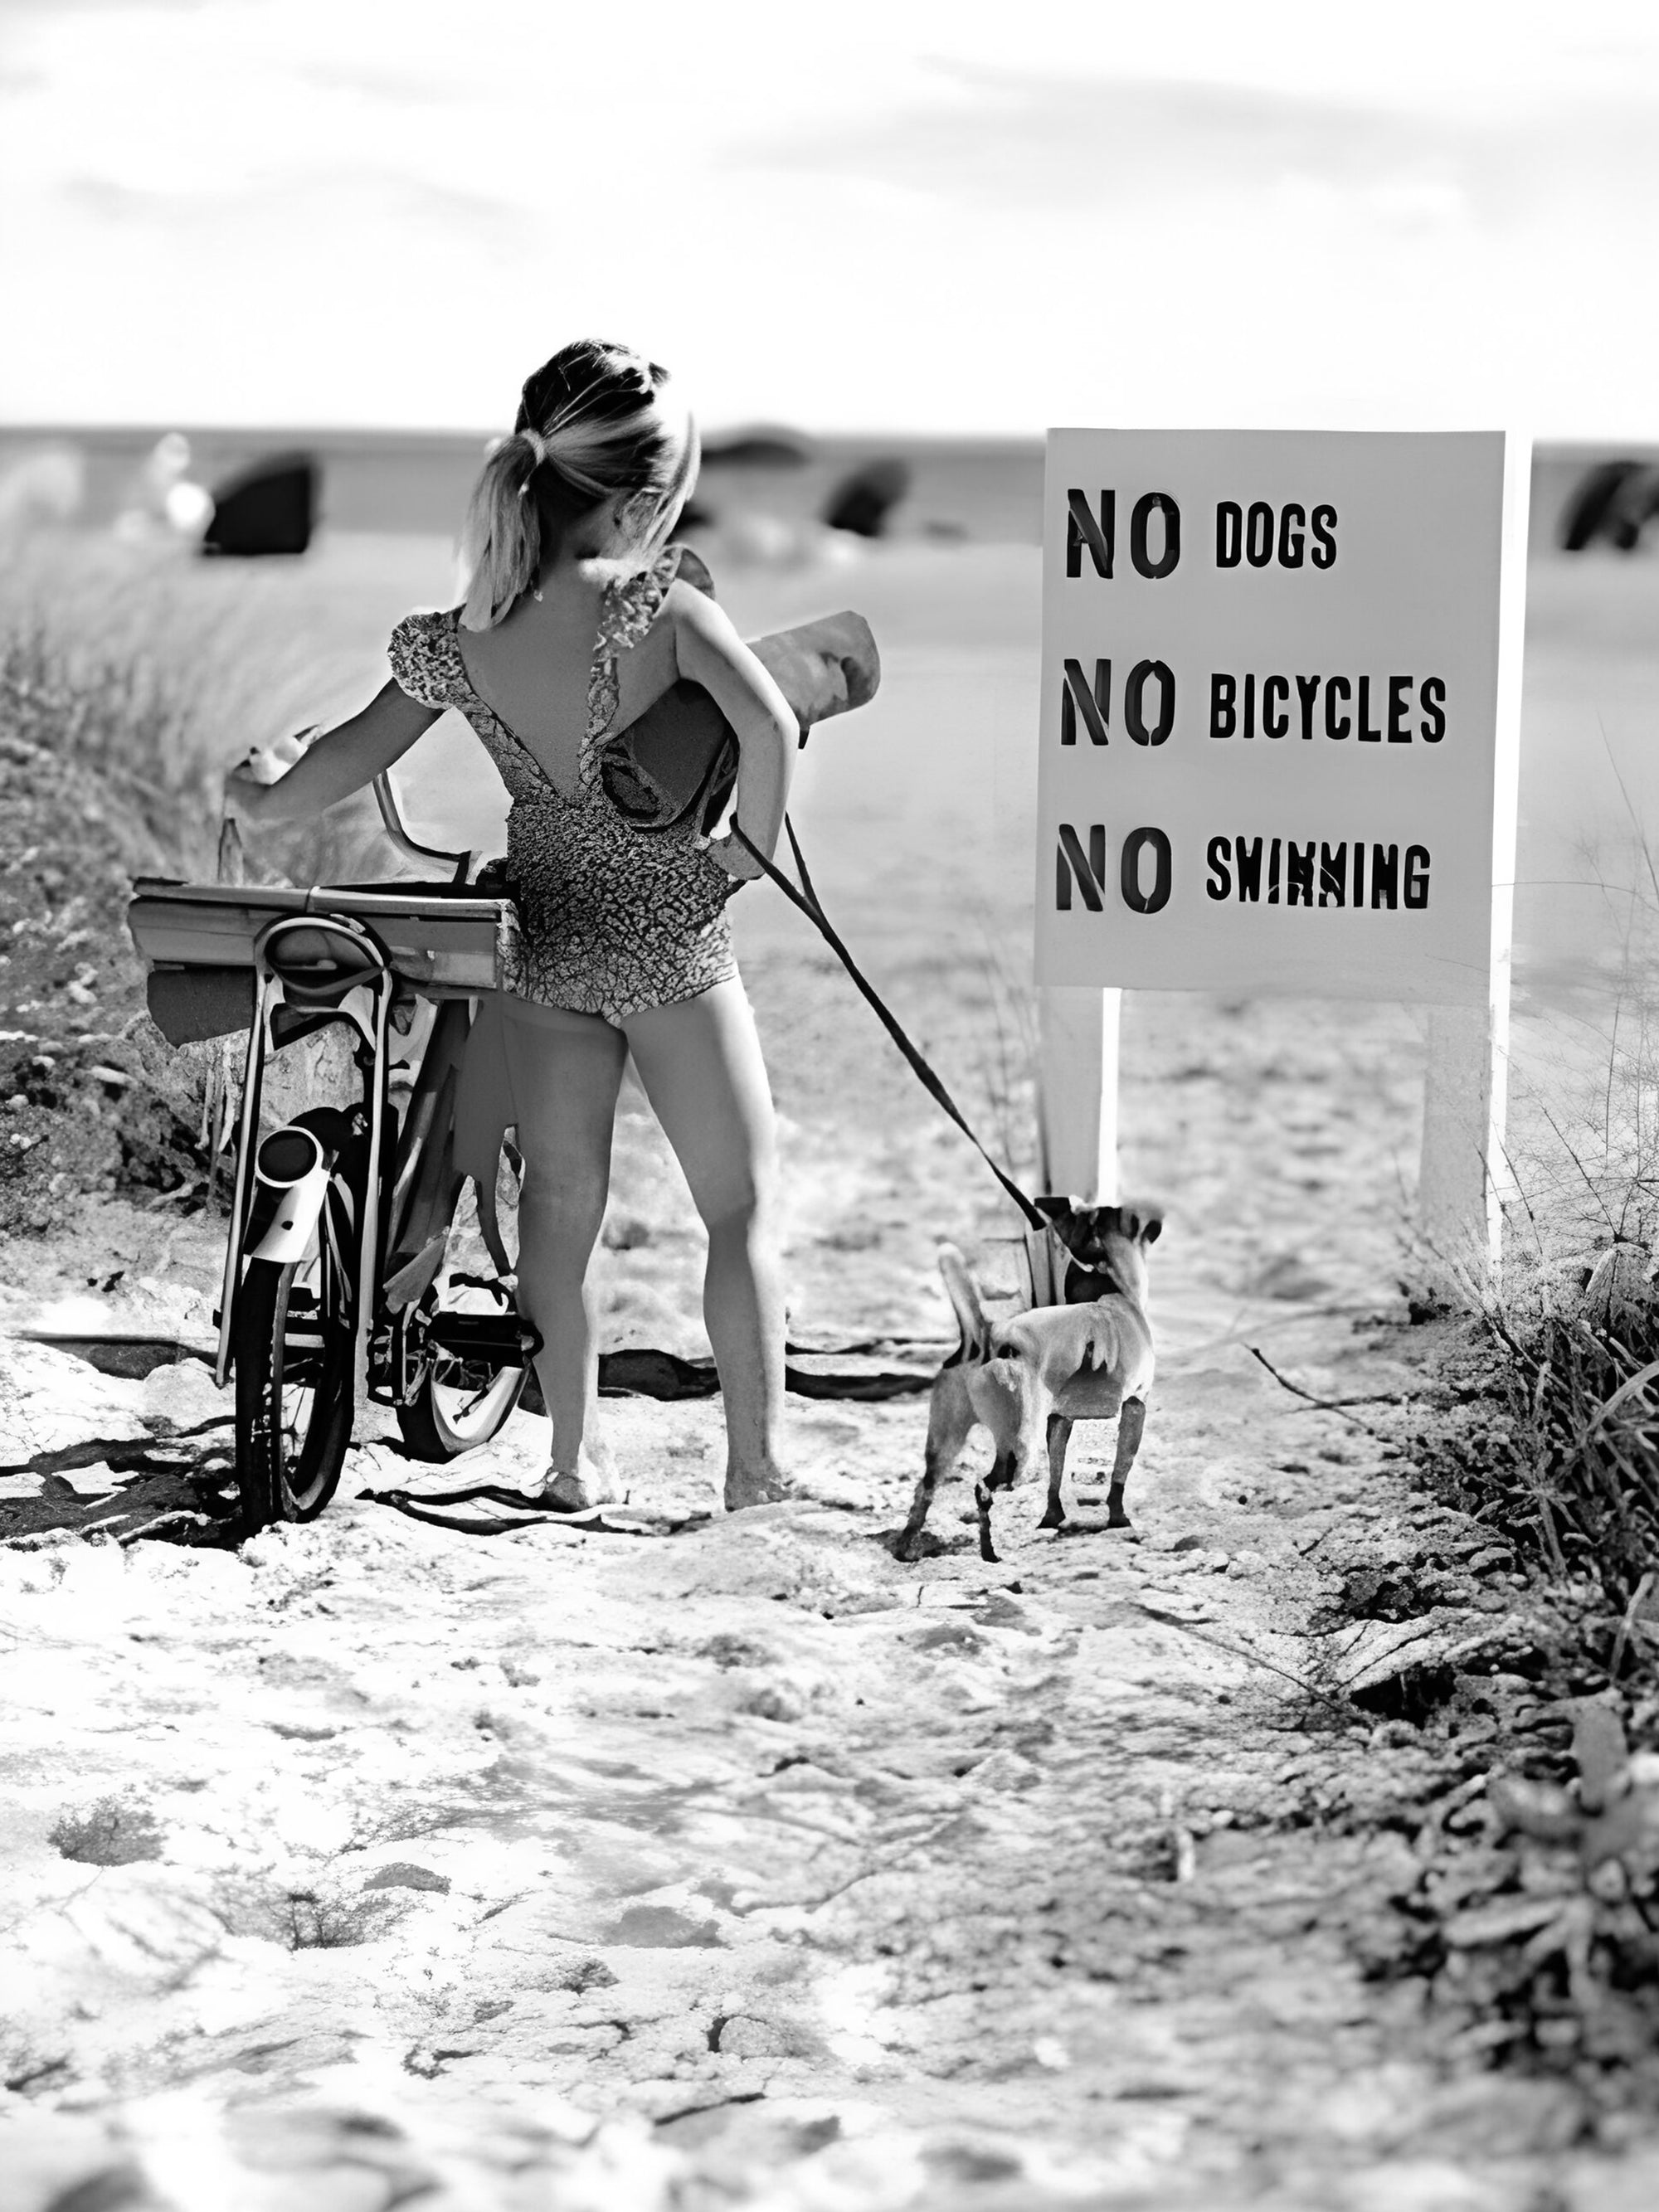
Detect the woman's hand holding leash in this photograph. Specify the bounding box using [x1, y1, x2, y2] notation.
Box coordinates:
[707, 823, 767, 881]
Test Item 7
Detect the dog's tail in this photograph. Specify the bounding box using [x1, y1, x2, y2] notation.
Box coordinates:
[937, 1242, 992, 1366]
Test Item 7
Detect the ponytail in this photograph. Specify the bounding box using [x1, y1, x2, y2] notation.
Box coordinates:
[457, 340, 698, 630]
[458, 432, 543, 631]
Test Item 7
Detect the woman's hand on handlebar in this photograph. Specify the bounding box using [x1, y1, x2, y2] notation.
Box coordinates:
[218, 684, 439, 824]
[222, 727, 320, 821]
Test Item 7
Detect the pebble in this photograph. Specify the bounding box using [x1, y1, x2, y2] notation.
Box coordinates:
[1225, 1550, 1269, 1578]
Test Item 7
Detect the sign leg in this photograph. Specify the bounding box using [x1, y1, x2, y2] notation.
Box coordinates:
[1418, 996, 1511, 1277]
[1038, 986, 1121, 1204]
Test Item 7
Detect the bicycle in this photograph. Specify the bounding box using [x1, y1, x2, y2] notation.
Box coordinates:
[128, 772, 538, 1533]
[127, 598, 884, 1535]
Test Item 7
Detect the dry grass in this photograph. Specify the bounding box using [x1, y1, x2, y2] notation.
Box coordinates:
[0, 530, 392, 886]
[0, 533, 389, 1230]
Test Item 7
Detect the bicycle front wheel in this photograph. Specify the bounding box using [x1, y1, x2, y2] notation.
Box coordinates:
[233, 1247, 355, 1530]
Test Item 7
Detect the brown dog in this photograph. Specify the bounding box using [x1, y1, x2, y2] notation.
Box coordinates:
[896, 1204, 1161, 1565]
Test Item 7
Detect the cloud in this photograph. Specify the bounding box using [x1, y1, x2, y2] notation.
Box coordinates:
[730, 61, 1655, 228]
[54, 163, 533, 246]
[292, 57, 463, 108]
[0, 1, 236, 12]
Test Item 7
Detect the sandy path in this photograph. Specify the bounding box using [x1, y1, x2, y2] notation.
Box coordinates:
[0, 1281, 1447, 2208]
[6, 984, 1657, 2207]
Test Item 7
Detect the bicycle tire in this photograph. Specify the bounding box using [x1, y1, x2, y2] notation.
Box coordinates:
[233, 1247, 355, 1530]
[392, 1155, 530, 1463]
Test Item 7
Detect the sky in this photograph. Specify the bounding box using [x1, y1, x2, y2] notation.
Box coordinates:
[2, 0, 1659, 438]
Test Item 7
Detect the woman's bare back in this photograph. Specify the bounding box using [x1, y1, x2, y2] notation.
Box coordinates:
[454, 567, 683, 796]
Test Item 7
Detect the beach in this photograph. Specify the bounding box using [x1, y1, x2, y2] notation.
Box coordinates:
[3, 464, 1659, 2204]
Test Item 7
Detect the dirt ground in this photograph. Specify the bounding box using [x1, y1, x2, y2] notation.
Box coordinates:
[5, 970, 1658, 2212]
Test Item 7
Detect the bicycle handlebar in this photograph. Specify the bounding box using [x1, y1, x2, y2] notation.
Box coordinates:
[372, 771, 473, 882]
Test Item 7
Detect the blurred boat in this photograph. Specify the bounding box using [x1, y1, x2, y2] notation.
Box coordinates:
[1559, 458, 1659, 553]
[822, 456, 912, 540]
[201, 452, 318, 557]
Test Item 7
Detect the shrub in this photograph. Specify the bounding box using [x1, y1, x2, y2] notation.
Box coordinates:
[50, 1795, 164, 1866]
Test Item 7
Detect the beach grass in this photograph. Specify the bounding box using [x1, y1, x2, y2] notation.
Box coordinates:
[1413, 847, 1659, 1653]
[0, 532, 398, 1227]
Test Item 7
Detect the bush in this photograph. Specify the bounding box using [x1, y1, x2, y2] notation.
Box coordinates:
[0, 703, 212, 1229]
[0, 547, 394, 1232]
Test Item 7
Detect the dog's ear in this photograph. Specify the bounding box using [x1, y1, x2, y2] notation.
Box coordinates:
[1034, 1193, 1075, 1223]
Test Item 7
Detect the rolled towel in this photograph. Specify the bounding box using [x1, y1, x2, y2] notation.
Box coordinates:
[599, 607, 879, 835]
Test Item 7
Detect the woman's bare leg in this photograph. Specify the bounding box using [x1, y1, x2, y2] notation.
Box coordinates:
[624, 979, 789, 1510]
[500, 1000, 628, 1500]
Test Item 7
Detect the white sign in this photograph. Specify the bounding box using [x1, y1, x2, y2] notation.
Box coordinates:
[1034, 430, 1518, 1005]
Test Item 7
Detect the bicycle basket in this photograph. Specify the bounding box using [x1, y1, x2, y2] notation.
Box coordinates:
[129, 880, 523, 1043]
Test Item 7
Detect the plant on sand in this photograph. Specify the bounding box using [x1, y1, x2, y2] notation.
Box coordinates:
[49, 1794, 164, 1865]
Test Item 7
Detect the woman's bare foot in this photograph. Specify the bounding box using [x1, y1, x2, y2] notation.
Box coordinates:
[722, 1465, 791, 1512]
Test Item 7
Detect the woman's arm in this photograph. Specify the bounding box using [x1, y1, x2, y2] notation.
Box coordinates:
[224, 681, 440, 824]
[669, 582, 797, 876]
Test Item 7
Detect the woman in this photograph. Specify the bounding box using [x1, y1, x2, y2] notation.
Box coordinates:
[227, 340, 798, 1514]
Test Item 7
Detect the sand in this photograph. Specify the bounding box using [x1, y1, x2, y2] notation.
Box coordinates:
[2, 527, 1656, 2205]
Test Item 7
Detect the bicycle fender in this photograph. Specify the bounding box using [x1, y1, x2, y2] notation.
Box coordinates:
[248, 1162, 333, 1265]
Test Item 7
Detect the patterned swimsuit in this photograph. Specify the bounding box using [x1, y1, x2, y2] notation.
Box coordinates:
[387, 547, 738, 1024]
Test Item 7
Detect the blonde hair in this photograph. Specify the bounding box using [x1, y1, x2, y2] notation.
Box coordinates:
[458, 341, 698, 630]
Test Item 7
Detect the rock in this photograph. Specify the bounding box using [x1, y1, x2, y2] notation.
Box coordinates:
[0, 1338, 148, 1459]
[139, 1357, 227, 1433]
[1466, 1545, 1514, 1575]
[963, 1748, 1039, 1792]
[739, 1686, 804, 1723]
[1225, 1550, 1269, 1578]
[362, 1863, 451, 1895]
[713, 2015, 800, 2058]
[605, 1904, 722, 1949]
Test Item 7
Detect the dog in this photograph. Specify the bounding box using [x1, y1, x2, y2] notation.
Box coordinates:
[896, 1202, 1161, 1565]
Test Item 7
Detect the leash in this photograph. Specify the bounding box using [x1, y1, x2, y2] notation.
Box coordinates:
[732, 819, 1049, 1233]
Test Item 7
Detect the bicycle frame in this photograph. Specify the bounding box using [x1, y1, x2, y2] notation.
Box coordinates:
[214, 912, 395, 1388]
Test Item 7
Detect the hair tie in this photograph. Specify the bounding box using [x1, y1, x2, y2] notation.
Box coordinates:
[522, 426, 551, 468]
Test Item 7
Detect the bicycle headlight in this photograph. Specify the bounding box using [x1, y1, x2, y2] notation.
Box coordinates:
[255, 1126, 324, 1188]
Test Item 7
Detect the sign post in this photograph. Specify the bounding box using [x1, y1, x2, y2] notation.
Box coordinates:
[1034, 429, 1528, 1267]
[1038, 984, 1121, 1204]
